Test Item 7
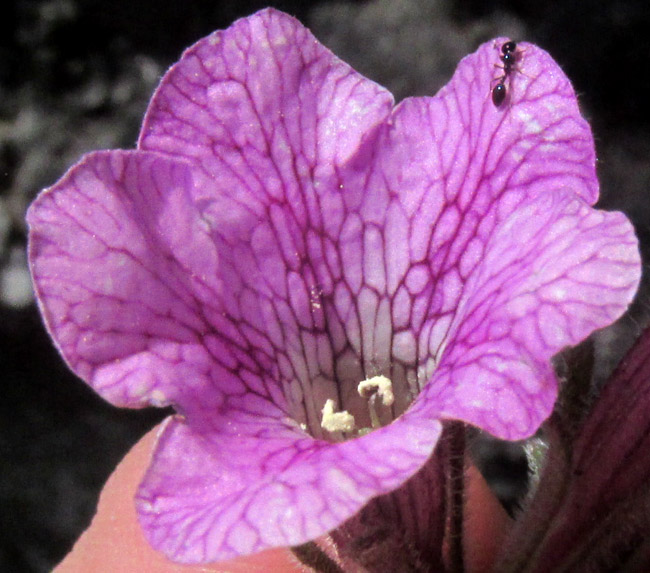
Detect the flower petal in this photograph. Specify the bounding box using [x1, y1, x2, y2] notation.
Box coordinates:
[353, 39, 640, 440]
[430, 188, 640, 438]
[134, 7, 402, 435]
[139, 7, 393, 211]
[136, 414, 441, 563]
[27, 143, 442, 564]
[27, 150, 224, 408]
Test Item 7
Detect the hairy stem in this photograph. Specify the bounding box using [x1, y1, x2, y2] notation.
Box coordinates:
[291, 541, 345, 573]
[447, 421, 466, 572]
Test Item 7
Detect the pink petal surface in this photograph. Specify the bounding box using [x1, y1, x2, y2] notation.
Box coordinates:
[426, 188, 639, 437]
[137, 415, 440, 563]
[28, 147, 442, 564]
[27, 7, 641, 565]
[28, 150, 222, 408]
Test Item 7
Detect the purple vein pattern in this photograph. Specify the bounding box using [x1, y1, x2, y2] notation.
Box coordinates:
[27, 8, 640, 565]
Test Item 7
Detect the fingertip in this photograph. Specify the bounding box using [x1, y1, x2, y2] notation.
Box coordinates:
[55, 422, 304, 572]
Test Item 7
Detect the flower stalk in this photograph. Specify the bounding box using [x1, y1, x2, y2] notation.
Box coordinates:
[446, 422, 467, 572]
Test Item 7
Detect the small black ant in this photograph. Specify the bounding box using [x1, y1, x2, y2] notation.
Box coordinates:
[491, 41, 518, 107]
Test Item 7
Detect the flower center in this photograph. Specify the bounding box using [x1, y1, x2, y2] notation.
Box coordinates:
[319, 375, 395, 439]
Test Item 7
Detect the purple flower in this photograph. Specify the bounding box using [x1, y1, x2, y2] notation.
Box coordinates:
[27, 8, 640, 565]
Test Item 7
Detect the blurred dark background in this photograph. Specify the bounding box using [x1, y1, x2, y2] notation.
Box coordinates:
[2, 0, 650, 570]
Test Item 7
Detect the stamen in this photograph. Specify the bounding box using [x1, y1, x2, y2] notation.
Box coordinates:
[367, 393, 381, 429]
[357, 375, 395, 430]
[357, 375, 394, 406]
[320, 399, 356, 433]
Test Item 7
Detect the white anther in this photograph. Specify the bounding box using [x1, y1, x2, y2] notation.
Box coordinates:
[320, 399, 356, 433]
[357, 375, 394, 407]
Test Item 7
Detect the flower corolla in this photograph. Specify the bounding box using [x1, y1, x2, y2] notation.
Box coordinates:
[27, 8, 640, 564]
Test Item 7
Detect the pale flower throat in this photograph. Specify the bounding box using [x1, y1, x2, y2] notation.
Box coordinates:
[320, 375, 395, 438]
